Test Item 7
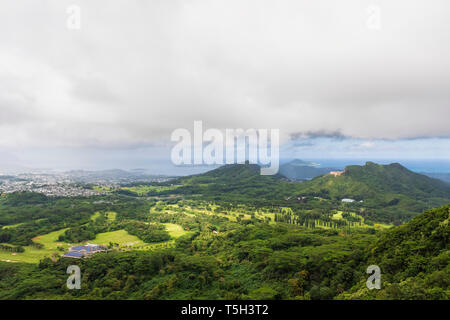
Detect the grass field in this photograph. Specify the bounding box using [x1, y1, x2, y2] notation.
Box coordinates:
[1, 222, 24, 229]
[165, 203, 254, 222]
[106, 211, 117, 221]
[32, 228, 70, 248]
[257, 211, 276, 224]
[332, 210, 392, 229]
[92, 186, 113, 192]
[154, 202, 393, 231]
[121, 185, 181, 196]
[0, 246, 53, 264]
[0, 228, 69, 263]
[91, 211, 117, 221]
[0, 220, 190, 263]
[90, 211, 101, 221]
[162, 223, 188, 238]
[0, 228, 143, 263]
[93, 230, 143, 247]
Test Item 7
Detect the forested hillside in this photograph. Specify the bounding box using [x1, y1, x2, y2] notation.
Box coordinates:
[0, 163, 448, 300]
[122, 162, 450, 223]
[339, 205, 449, 299]
[293, 162, 450, 222]
[0, 200, 448, 299]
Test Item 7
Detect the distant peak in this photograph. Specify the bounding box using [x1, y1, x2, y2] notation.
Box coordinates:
[343, 161, 410, 174]
[388, 162, 406, 169]
[288, 159, 318, 167]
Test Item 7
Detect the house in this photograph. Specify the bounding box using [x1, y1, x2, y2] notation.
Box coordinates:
[62, 243, 107, 259]
[341, 198, 355, 203]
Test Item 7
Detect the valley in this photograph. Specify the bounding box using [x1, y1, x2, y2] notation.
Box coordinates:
[0, 161, 448, 300]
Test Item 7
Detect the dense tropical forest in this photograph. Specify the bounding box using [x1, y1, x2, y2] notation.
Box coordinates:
[0, 163, 448, 300]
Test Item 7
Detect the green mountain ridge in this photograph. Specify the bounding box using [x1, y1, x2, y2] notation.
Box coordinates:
[291, 161, 450, 221]
[183, 161, 450, 200]
[164, 163, 293, 200]
[150, 161, 450, 223]
[342, 162, 450, 198]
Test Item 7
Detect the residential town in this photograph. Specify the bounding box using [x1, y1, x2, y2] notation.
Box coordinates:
[0, 178, 103, 197]
[0, 170, 171, 197]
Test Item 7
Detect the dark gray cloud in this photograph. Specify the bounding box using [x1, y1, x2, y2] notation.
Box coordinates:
[291, 141, 315, 148]
[290, 130, 348, 141]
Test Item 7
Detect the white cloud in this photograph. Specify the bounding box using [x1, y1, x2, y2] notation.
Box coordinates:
[0, 0, 450, 150]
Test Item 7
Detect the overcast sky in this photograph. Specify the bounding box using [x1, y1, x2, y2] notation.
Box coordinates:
[1, 0, 449, 171]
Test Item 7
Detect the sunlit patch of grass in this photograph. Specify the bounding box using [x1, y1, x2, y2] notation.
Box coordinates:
[92, 186, 113, 192]
[0, 228, 70, 263]
[93, 230, 143, 247]
[162, 223, 188, 238]
[121, 185, 182, 196]
[1, 222, 24, 229]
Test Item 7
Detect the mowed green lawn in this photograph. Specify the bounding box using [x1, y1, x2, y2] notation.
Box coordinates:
[107, 211, 117, 221]
[121, 185, 181, 196]
[32, 228, 70, 249]
[0, 246, 53, 264]
[0, 221, 187, 263]
[0, 228, 140, 263]
[90, 211, 117, 221]
[93, 230, 142, 247]
[0, 228, 70, 263]
[1, 222, 24, 229]
[162, 223, 188, 238]
[332, 210, 392, 229]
